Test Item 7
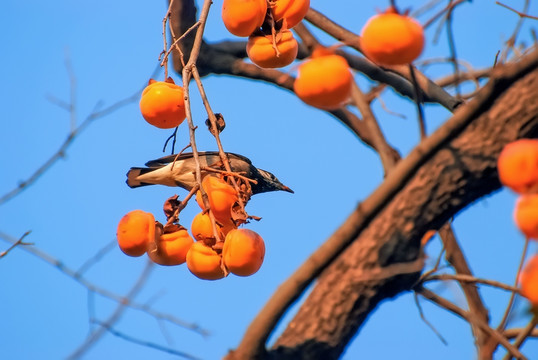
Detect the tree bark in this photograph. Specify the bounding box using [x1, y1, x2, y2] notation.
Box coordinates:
[269, 63, 538, 359]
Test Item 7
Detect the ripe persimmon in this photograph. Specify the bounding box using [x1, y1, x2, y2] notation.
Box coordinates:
[222, 0, 267, 37]
[520, 255, 538, 307]
[191, 211, 237, 242]
[270, 0, 310, 29]
[360, 7, 424, 66]
[148, 229, 194, 266]
[498, 139, 538, 194]
[116, 210, 156, 257]
[514, 194, 538, 239]
[293, 49, 353, 110]
[196, 176, 238, 225]
[186, 241, 226, 280]
[191, 212, 220, 241]
[247, 30, 298, 68]
[223, 229, 265, 276]
[139, 78, 186, 129]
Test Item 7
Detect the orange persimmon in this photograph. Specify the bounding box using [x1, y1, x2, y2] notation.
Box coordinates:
[360, 7, 424, 66]
[271, 0, 310, 29]
[247, 30, 298, 68]
[191, 212, 236, 242]
[148, 229, 194, 266]
[293, 49, 353, 110]
[520, 255, 538, 307]
[116, 210, 156, 257]
[186, 241, 226, 280]
[222, 0, 267, 37]
[196, 176, 238, 225]
[497, 139, 538, 194]
[139, 78, 186, 129]
[223, 229, 265, 276]
[514, 194, 538, 239]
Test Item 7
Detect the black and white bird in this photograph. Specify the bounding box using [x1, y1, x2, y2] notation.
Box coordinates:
[126, 152, 293, 195]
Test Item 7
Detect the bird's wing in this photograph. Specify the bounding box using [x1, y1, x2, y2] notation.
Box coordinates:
[144, 151, 252, 167]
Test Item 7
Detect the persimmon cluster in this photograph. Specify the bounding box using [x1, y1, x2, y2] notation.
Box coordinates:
[222, 0, 308, 69]
[117, 175, 266, 280]
[221, 3, 425, 111]
[497, 138, 538, 310]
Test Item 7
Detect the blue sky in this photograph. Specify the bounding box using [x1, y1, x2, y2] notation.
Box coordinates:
[1, 1, 538, 359]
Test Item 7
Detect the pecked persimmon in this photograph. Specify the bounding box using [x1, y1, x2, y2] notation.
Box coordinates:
[271, 0, 310, 29]
[147, 229, 194, 266]
[520, 255, 538, 307]
[139, 79, 186, 129]
[293, 48, 353, 110]
[186, 241, 226, 280]
[247, 30, 298, 68]
[116, 210, 156, 257]
[223, 229, 265, 276]
[497, 139, 538, 194]
[360, 7, 424, 66]
[514, 194, 538, 239]
[222, 0, 267, 37]
[196, 176, 238, 225]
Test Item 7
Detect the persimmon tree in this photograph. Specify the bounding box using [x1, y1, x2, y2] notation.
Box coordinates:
[2, 0, 538, 359]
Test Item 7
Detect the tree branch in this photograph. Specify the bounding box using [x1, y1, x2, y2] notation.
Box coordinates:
[226, 49, 538, 360]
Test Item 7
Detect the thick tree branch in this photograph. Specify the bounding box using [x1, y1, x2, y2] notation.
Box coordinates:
[226, 49, 538, 360]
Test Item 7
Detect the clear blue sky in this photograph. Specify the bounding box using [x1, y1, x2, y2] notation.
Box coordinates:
[1, 1, 537, 359]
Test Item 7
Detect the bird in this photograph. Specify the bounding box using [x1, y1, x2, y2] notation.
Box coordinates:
[126, 151, 294, 195]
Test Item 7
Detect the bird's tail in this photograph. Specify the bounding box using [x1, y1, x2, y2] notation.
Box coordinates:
[126, 167, 154, 188]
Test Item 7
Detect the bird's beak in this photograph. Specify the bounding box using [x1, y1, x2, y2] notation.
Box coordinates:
[281, 185, 294, 193]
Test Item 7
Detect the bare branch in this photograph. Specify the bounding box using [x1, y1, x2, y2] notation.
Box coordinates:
[0, 231, 32, 258]
[67, 261, 154, 359]
[417, 287, 527, 360]
[0, 231, 208, 335]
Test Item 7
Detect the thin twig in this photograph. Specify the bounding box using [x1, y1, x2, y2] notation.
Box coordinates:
[0, 88, 141, 205]
[74, 240, 117, 278]
[94, 319, 202, 360]
[67, 261, 154, 359]
[349, 81, 399, 174]
[439, 224, 490, 354]
[0, 230, 208, 335]
[503, 316, 538, 360]
[417, 287, 527, 360]
[496, 2, 538, 21]
[413, 292, 449, 345]
[423, 274, 521, 293]
[409, 64, 427, 139]
[0, 231, 32, 258]
[498, 237, 530, 331]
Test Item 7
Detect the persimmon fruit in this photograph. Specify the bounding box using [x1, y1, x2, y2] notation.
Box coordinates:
[148, 229, 194, 266]
[186, 241, 226, 280]
[271, 0, 310, 29]
[360, 7, 424, 66]
[247, 30, 298, 68]
[293, 49, 353, 110]
[514, 194, 538, 239]
[116, 210, 155, 257]
[497, 139, 538, 194]
[223, 229, 265, 276]
[520, 255, 538, 307]
[222, 0, 267, 37]
[139, 79, 186, 129]
[196, 176, 238, 226]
